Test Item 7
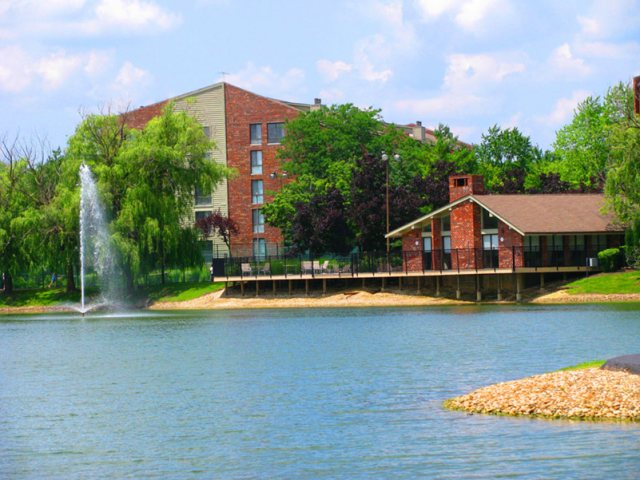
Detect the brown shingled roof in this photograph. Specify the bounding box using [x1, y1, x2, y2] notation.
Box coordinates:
[476, 194, 622, 234]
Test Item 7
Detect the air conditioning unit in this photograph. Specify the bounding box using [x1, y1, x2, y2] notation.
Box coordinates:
[587, 258, 598, 267]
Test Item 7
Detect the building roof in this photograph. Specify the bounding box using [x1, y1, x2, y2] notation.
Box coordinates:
[387, 193, 623, 238]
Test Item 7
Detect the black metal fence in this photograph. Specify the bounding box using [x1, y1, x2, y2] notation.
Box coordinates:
[214, 246, 613, 280]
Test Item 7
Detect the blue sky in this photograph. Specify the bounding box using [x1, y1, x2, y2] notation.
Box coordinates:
[1, 0, 639, 151]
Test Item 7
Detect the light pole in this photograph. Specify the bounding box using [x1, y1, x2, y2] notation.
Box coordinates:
[382, 151, 400, 253]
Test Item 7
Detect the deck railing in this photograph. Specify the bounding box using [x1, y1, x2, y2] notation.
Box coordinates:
[213, 246, 609, 279]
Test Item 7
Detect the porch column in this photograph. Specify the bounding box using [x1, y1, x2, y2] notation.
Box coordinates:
[497, 274, 502, 301]
[540, 273, 545, 291]
[476, 275, 482, 302]
[456, 275, 461, 299]
[436, 276, 441, 297]
[516, 273, 522, 302]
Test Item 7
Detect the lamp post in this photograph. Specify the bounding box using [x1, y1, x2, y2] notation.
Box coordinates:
[382, 152, 400, 253]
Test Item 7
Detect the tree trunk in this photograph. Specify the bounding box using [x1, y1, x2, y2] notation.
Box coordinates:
[3, 273, 13, 294]
[65, 263, 77, 293]
[160, 237, 166, 285]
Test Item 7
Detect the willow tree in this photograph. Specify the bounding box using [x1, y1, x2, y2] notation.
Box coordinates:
[65, 102, 227, 287]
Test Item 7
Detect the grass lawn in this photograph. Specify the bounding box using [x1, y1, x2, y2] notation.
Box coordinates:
[565, 270, 640, 295]
[0, 282, 225, 307]
[0, 287, 99, 307]
[557, 360, 606, 371]
[138, 282, 225, 303]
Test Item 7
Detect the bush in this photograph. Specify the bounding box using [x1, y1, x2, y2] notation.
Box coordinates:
[598, 248, 621, 272]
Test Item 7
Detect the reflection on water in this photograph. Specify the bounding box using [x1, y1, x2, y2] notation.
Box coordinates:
[1, 304, 640, 479]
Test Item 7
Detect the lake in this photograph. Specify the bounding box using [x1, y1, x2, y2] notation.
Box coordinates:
[2, 304, 640, 479]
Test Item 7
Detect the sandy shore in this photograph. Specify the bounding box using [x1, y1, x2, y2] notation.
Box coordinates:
[149, 288, 464, 310]
[445, 368, 640, 421]
[3, 282, 640, 314]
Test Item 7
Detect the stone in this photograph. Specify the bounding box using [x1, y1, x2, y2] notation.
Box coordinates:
[601, 354, 640, 376]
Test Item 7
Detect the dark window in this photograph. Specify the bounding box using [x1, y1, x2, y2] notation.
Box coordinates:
[422, 222, 432, 233]
[203, 126, 211, 138]
[250, 124, 262, 145]
[267, 122, 285, 144]
[251, 151, 263, 175]
[251, 180, 264, 204]
[455, 178, 468, 187]
[195, 210, 212, 223]
[442, 216, 451, 232]
[195, 187, 211, 206]
[482, 209, 498, 229]
[252, 209, 264, 233]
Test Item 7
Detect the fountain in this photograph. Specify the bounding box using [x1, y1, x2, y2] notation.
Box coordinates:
[76, 163, 120, 314]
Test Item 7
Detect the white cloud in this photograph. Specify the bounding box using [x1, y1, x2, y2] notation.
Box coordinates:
[444, 53, 525, 92]
[414, 0, 460, 20]
[536, 90, 591, 126]
[0, 45, 33, 92]
[578, 16, 601, 36]
[115, 61, 150, 87]
[225, 62, 305, 95]
[455, 0, 499, 30]
[32, 51, 83, 89]
[91, 0, 180, 32]
[84, 50, 114, 76]
[317, 60, 352, 82]
[1, 0, 180, 37]
[577, 0, 640, 39]
[354, 35, 393, 83]
[549, 43, 592, 76]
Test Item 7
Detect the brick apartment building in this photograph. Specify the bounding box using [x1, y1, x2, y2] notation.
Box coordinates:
[127, 82, 432, 261]
[387, 174, 624, 272]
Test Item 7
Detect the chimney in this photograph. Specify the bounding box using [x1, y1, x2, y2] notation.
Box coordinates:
[449, 175, 485, 202]
[311, 98, 322, 112]
[412, 120, 426, 142]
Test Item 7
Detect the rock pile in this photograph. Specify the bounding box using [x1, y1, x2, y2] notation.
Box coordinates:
[445, 368, 640, 421]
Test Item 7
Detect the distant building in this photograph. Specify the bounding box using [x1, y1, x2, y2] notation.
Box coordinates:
[387, 174, 624, 272]
[127, 82, 433, 260]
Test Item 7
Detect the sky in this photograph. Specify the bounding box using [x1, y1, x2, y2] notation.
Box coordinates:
[1, 0, 639, 151]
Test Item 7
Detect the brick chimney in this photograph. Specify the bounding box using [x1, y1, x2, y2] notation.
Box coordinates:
[449, 175, 484, 202]
[311, 98, 323, 111]
[412, 120, 426, 142]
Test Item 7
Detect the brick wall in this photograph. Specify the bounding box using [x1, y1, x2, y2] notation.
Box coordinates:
[449, 175, 485, 202]
[432, 218, 442, 270]
[224, 84, 302, 248]
[125, 100, 169, 130]
[498, 220, 524, 268]
[402, 229, 422, 271]
[451, 202, 482, 269]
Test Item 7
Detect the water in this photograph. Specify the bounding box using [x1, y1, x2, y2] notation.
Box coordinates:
[2, 304, 640, 479]
[78, 164, 119, 312]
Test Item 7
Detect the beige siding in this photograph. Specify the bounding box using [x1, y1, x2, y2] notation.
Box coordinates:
[173, 84, 229, 256]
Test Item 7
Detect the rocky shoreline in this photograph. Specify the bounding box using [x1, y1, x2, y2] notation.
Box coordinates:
[445, 368, 640, 421]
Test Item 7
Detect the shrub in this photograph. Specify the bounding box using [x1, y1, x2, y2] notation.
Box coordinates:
[598, 248, 621, 272]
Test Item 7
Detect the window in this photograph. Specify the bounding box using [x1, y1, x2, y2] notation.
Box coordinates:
[443, 236, 451, 252]
[267, 122, 285, 144]
[195, 187, 211, 206]
[423, 237, 432, 252]
[441, 216, 451, 232]
[251, 180, 264, 204]
[203, 126, 211, 138]
[422, 222, 432, 234]
[455, 178, 468, 187]
[250, 124, 262, 145]
[195, 210, 212, 223]
[251, 151, 263, 175]
[252, 209, 264, 233]
[253, 238, 266, 258]
[525, 235, 540, 251]
[482, 234, 499, 250]
[482, 209, 498, 230]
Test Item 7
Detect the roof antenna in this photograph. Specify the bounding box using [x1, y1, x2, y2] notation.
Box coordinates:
[220, 71, 229, 82]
